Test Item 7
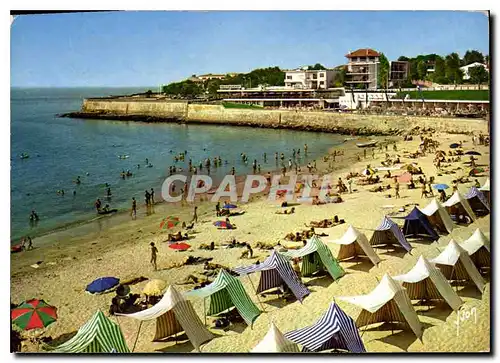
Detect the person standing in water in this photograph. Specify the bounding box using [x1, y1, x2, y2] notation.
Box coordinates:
[107, 188, 112, 197]
[304, 144, 308, 153]
[150, 242, 158, 271]
[150, 188, 155, 204]
[95, 198, 102, 213]
[131, 197, 137, 219]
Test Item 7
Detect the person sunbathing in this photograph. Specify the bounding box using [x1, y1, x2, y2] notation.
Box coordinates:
[312, 196, 326, 205]
[168, 232, 189, 242]
[275, 207, 295, 215]
[255, 241, 276, 250]
[308, 219, 331, 228]
[184, 255, 213, 265]
[199, 241, 216, 250]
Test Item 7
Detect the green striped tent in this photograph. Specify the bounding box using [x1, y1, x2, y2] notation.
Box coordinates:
[185, 269, 261, 327]
[281, 235, 345, 280]
[50, 310, 129, 353]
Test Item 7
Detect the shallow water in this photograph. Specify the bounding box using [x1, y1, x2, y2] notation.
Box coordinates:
[11, 88, 344, 241]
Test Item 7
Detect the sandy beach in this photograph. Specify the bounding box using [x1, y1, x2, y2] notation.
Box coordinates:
[11, 131, 490, 353]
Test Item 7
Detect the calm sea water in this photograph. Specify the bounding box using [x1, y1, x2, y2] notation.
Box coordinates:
[11, 88, 344, 241]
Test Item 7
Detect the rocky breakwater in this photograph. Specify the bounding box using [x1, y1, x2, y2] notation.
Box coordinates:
[59, 99, 489, 136]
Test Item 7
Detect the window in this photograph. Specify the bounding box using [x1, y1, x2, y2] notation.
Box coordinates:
[320, 73, 325, 78]
[319, 81, 325, 85]
[286, 76, 292, 80]
[313, 74, 317, 79]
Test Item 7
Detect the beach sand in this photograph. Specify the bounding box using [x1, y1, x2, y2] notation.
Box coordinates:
[11, 131, 490, 353]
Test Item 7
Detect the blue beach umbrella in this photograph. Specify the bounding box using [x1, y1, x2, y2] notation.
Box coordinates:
[86, 277, 120, 294]
[222, 203, 238, 209]
[432, 184, 449, 191]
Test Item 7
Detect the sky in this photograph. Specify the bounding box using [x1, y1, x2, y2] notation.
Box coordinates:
[10, 11, 490, 88]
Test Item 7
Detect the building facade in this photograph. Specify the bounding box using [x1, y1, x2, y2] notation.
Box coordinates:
[345, 48, 380, 90]
[460, 62, 488, 80]
[389, 61, 409, 86]
[284, 68, 335, 89]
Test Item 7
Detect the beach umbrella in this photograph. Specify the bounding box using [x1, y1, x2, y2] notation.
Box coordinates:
[168, 242, 191, 251]
[142, 279, 167, 296]
[432, 184, 449, 191]
[86, 277, 120, 294]
[468, 167, 485, 176]
[214, 220, 228, 228]
[222, 203, 238, 209]
[11, 299, 57, 330]
[361, 168, 374, 176]
[449, 143, 460, 149]
[397, 172, 412, 183]
[160, 216, 180, 229]
[465, 151, 482, 156]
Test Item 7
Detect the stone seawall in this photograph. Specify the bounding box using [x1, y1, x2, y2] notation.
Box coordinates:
[63, 99, 489, 135]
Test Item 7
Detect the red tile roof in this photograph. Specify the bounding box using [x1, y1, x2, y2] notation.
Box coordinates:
[345, 49, 380, 58]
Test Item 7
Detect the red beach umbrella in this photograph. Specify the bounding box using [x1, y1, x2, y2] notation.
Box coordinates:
[160, 216, 180, 229]
[11, 299, 58, 330]
[169, 242, 191, 251]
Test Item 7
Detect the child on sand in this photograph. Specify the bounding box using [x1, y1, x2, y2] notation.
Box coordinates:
[150, 242, 158, 271]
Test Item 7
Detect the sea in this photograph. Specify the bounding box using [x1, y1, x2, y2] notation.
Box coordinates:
[11, 87, 345, 242]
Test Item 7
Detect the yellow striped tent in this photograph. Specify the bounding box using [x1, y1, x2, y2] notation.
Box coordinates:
[117, 285, 214, 351]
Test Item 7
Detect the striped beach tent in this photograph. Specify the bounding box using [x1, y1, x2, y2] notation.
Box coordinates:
[339, 274, 423, 339]
[281, 235, 345, 280]
[393, 256, 463, 311]
[323, 225, 381, 267]
[459, 228, 490, 272]
[420, 198, 455, 234]
[233, 251, 310, 302]
[185, 269, 261, 327]
[117, 285, 214, 351]
[464, 186, 490, 215]
[430, 239, 485, 293]
[251, 322, 300, 353]
[51, 310, 129, 353]
[284, 302, 366, 353]
[442, 190, 477, 222]
[402, 207, 439, 241]
[369, 216, 412, 252]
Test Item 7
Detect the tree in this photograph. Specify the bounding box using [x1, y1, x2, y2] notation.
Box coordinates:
[398, 56, 410, 61]
[468, 65, 489, 89]
[445, 53, 463, 84]
[432, 56, 447, 84]
[310, 63, 327, 70]
[377, 53, 390, 89]
[333, 66, 346, 87]
[463, 50, 485, 66]
[417, 60, 427, 80]
[409, 60, 419, 82]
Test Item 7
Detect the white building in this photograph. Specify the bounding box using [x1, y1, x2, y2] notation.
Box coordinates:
[284, 68, 335, 89]
[345, 49, 381, 90]
[460, 62, 488, 80]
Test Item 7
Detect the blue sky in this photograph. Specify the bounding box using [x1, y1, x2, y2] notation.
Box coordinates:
[10, 11, 489, 87]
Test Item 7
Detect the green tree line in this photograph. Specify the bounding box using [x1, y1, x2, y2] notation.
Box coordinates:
[162, 67, 285, 98]
[394, 49, 489, 87]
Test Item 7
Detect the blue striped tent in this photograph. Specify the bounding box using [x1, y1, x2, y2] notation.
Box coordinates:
[284, 302, 366, 353]
[281, 236, 345, 280]
[369, 216, 412, 252]
[233, 251, 310, 302]
[464, 186, 490, 215]
[185, 269, 261, 326]
[402, 207, 439, 241]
